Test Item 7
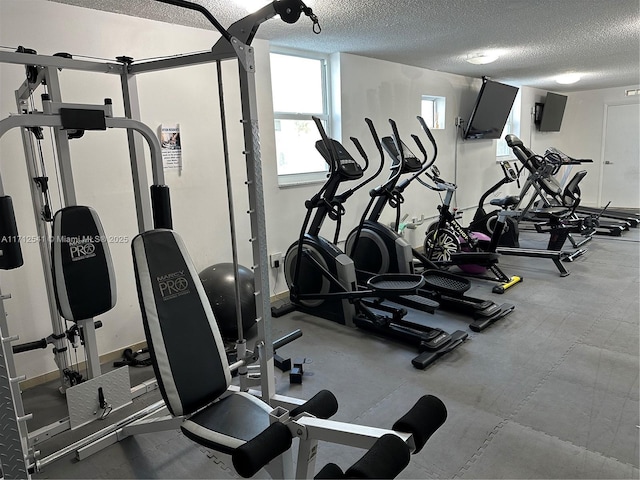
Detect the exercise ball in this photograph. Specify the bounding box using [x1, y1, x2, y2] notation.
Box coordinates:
[199, 263, 257, 340]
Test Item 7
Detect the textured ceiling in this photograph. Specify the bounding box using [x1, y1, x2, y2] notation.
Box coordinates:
[49, 0, 640, 92]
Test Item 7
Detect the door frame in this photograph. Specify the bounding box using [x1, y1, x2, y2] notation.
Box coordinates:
[598, 100, 640, 207]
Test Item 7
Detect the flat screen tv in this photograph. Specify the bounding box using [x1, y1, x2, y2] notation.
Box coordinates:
[537, 92, 568, 132]
[464, 78, 519, 140]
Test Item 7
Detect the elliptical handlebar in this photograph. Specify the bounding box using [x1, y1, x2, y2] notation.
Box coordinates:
[312, 116, 339, 173]
[349, 136, 369, 166]
[345, 117, 392, 196]
[351, 118, 390, 197]
[393, 116, 445, 192]
[416, 115, 438, 165]
[389, 118, 406, 164]
[379, 118, 409, 194]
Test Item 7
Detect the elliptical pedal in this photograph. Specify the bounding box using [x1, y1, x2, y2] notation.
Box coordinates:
[391, 294, 440, 313]
[353, 313, 468, 369]
[469, 303, 515, 332]
[412, 330, 469, 369]
[422, 270, 470, 295]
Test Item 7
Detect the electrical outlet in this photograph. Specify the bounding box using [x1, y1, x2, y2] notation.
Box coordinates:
[270, 252, 282, 269]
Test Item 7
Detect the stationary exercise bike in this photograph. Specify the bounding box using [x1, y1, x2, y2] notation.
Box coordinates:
[273, 117, 468, 369]
[377, 119, 522, 294]
[341, 117, 515, 330]
[468, 160, 521, 248]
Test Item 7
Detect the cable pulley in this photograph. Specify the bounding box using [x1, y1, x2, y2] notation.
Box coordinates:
[274, 0, 321, 33]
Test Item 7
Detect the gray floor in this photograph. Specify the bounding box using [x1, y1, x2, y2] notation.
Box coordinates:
[26, 227, 640, 479]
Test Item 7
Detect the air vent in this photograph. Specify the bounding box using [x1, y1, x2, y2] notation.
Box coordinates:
[625, 88, 640, 96]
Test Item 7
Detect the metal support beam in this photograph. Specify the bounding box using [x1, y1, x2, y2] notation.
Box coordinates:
[0, 50, 123, 74]
[237, 48, 276, 401]
[14, 87, 71, 389]
[120, 72, 154, 232]
[42, 67, 77, 207]
[0, 289, 30, 479]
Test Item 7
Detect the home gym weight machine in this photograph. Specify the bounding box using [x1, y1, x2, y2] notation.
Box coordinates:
[0, 69, 171, 478]
[0, 1, 451, 478]
[0, 0, 317, 474]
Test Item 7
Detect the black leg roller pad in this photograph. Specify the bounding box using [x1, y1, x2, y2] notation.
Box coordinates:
[289, 389, 338, 420]
[231, 422, 293, 478]
[392, 394, 447, 454]
[314, 434, 410, 479]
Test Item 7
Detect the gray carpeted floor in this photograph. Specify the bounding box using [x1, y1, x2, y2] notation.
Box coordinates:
[23, 227, 640, 479]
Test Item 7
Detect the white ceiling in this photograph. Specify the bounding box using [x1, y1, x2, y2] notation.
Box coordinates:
[50, 0, 640, 92]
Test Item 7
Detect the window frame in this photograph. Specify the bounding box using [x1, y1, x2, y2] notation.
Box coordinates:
[270, 48, 331, 187]
[496, 90, 521, 159]
[421, 95, 446, 130]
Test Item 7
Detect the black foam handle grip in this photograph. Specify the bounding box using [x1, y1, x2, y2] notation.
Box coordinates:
[12, 339, 48, 354]
[0, 196, 24, 270]
[289, 389, 338, 419]
[391, 395, 447, 454]
[150, 185, 172, 229]
[232, 421, 292, 478]
[396, 178, 410, 192]
[344, 434, 410, 479]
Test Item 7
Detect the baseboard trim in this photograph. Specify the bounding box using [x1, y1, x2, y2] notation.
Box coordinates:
[270, 291, 290, 302]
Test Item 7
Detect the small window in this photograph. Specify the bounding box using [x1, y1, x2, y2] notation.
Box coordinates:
[497, 91, 521, 157]
[270, 51, 330, 186]
[421, 95, 446, 129]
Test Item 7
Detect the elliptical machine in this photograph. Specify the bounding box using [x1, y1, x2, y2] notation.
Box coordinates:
[372, 118, 521, 294]
[273, 117, 468, 369]
[341, 117, 515, 330]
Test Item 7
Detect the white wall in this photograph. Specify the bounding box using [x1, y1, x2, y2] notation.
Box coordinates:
[2, 0, 634, 380]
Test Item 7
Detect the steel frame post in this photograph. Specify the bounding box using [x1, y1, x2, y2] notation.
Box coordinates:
[14, 79, 71, 388]
[120, 71, 155, 232]
[0, 288, 30, 479]
[236, 43, 276, 401]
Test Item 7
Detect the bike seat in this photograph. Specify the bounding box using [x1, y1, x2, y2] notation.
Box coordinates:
[490, 196, 520, 207]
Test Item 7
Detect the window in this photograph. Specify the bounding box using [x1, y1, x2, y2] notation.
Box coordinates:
[270, 51, 330, 186]
[497, 91, 521, 157]
[421, 95, 446, 129]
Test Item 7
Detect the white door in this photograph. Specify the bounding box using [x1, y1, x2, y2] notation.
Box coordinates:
[601, 103, 640, 208]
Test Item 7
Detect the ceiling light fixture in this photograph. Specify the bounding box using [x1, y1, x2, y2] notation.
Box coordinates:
[466, 53, 499, 65]
[555, 73, 581, 85]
